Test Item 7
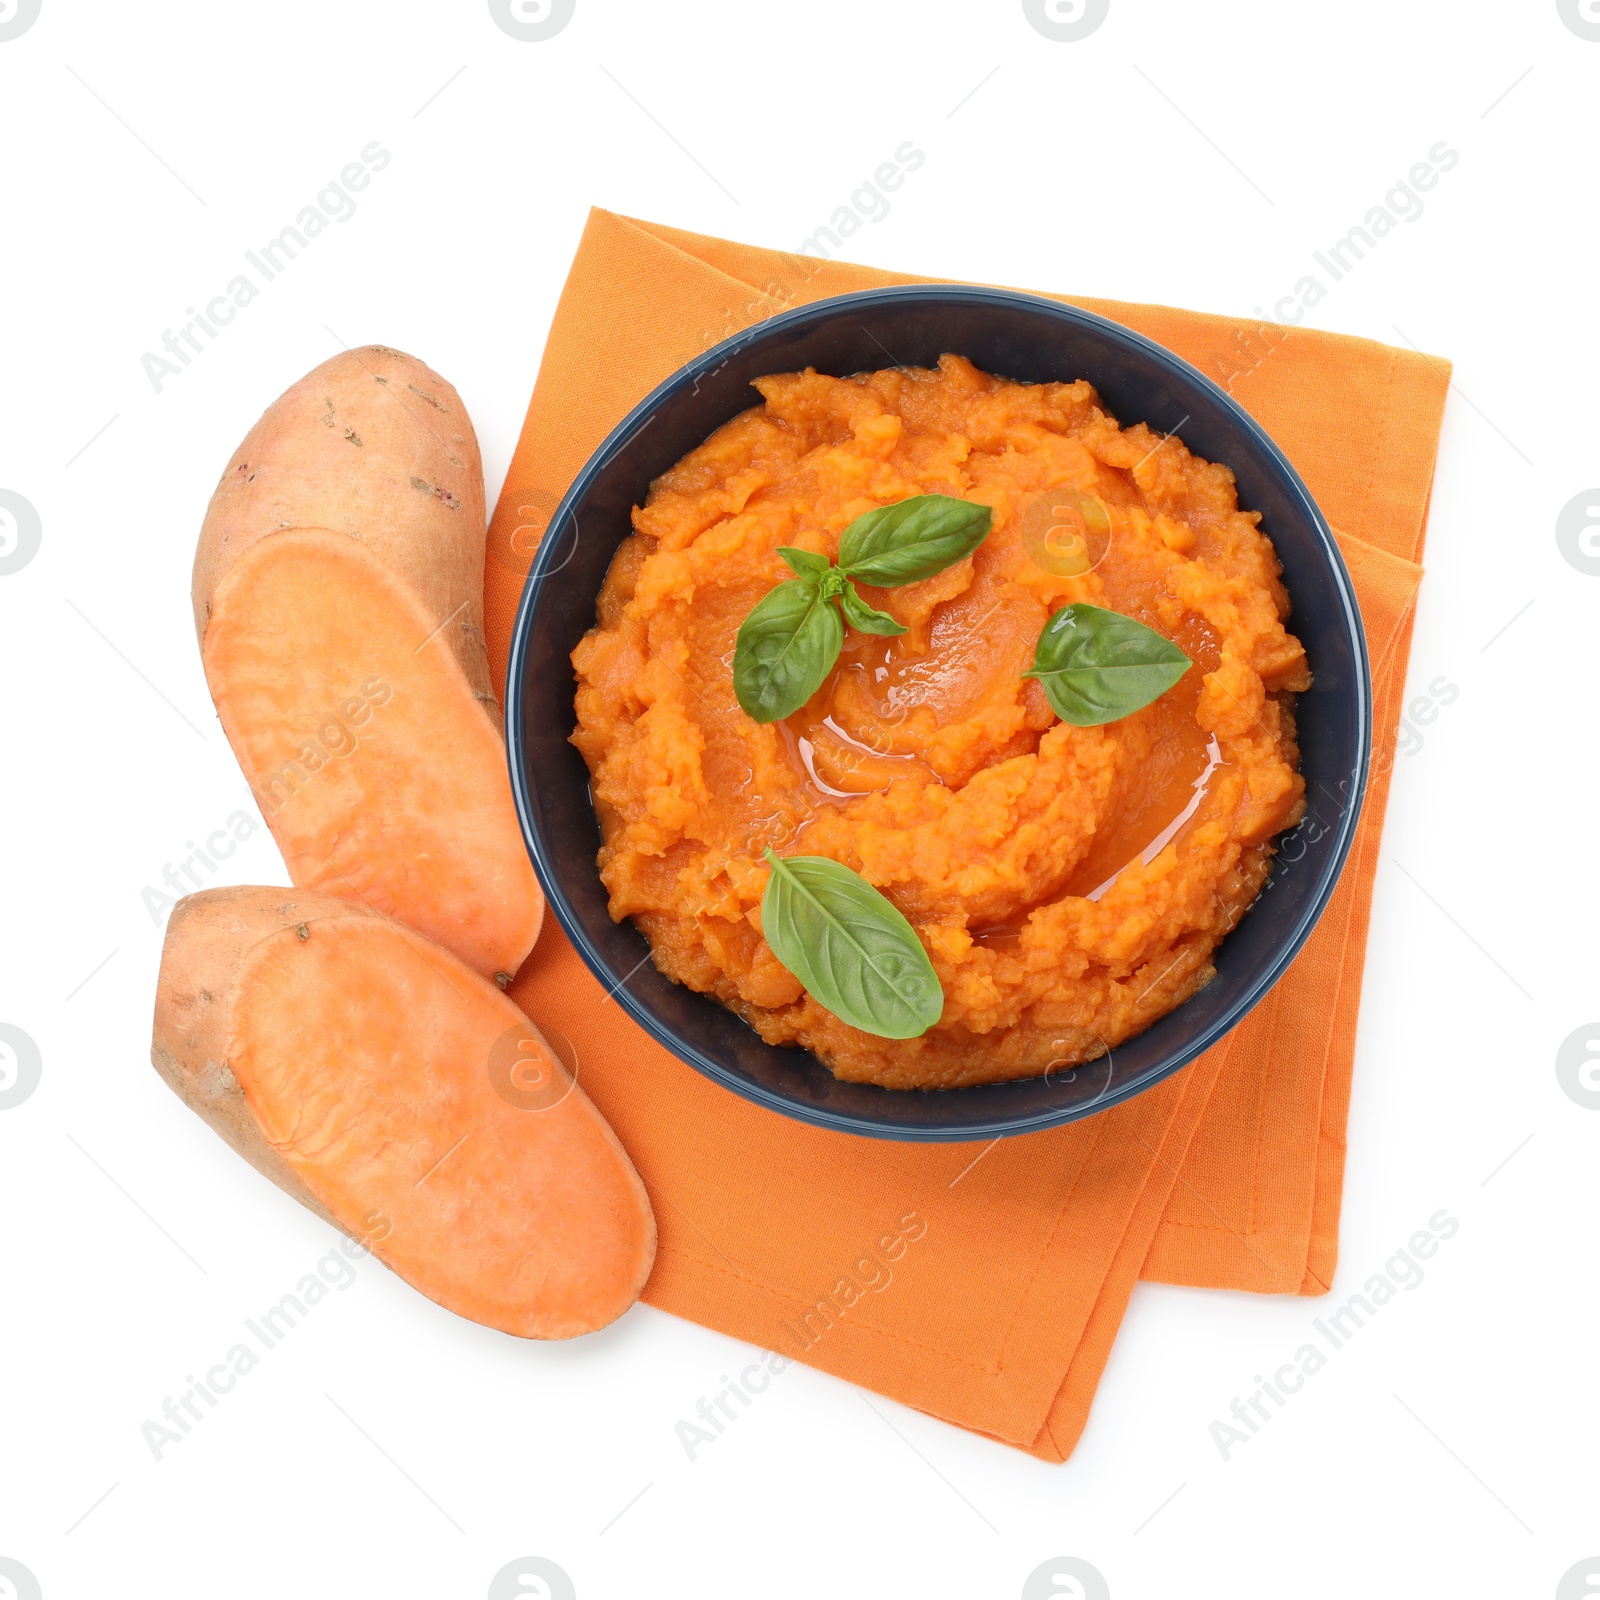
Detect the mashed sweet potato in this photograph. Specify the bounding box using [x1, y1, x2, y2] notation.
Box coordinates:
[571, 356, 1309, 1090]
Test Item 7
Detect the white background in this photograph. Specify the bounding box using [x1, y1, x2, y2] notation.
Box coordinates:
[2, 2, 1596, 1597]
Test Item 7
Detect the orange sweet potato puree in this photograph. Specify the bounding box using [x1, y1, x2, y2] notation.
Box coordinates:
[571, 356, 1309, 1090]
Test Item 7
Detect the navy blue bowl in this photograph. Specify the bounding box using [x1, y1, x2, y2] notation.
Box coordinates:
[505, 285, 1370, 1142]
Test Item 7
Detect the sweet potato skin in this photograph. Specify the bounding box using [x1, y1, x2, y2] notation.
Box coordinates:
[194, 345, 495, 709]
[152, 886, 656, 1339]
[150, 887, 349, 1232]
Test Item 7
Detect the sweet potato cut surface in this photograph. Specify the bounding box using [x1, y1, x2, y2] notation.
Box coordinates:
[196, 346, 542, 980]
[152, 887, 655, 1340]
[204, 529, 537, 979]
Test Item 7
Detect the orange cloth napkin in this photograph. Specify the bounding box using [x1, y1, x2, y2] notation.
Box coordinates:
[484, 211, 1450, 1460]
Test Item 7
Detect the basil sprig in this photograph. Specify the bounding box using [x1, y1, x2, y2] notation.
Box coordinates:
[761, 850, 943, 1039]
[1026, 603, 1193, 726]
[733, 494, 991, 722]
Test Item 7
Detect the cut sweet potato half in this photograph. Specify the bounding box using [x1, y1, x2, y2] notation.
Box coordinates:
[195, 346, 542, 981]
[152, 886, 655, 1339]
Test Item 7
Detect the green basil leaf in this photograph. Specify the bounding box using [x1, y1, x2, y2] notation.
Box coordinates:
[1026, 603, 1192, 726]
[778, 546, 832, 582]
[838, 494, 993, 586]
[733, 579, 843, 723]
[839, 579, 907, 637]
[761, 850, 942, 1039]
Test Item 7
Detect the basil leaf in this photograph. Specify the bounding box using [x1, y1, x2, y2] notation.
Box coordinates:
[839, 579, 907, 637]
[778, 546, 832, 582]
[838, 494, 993, 586]
[1026, 603, 1192, 726]
[761, 850, 942, 1039]
[733, 578, 843, 722]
